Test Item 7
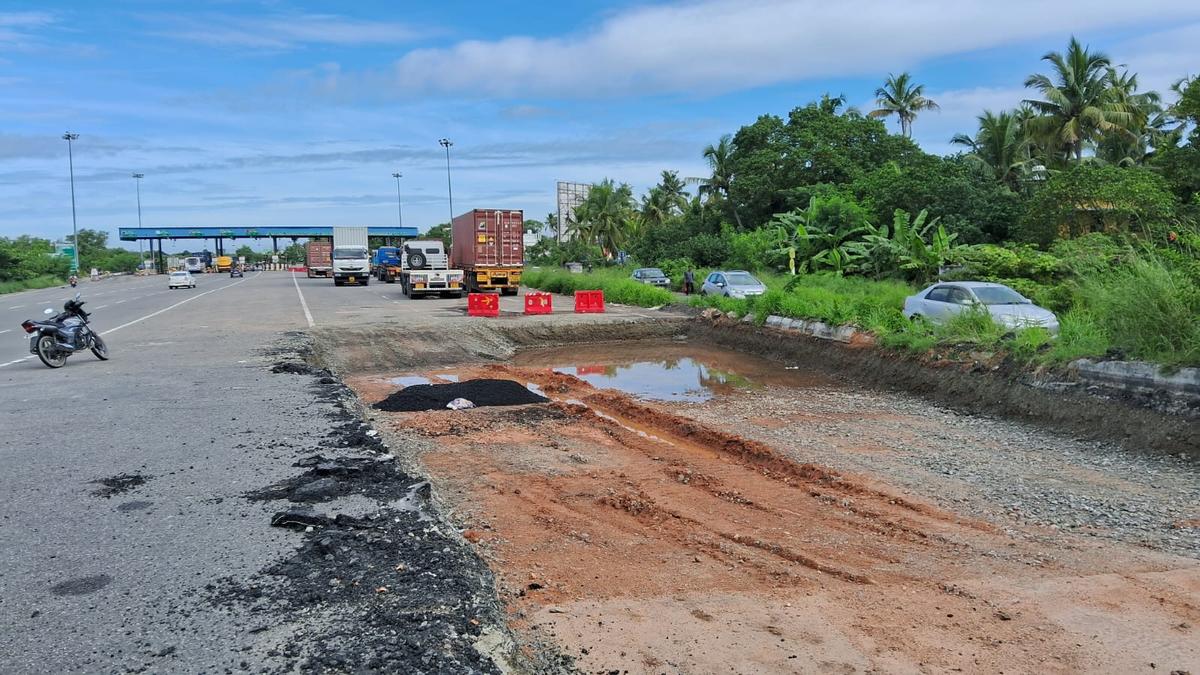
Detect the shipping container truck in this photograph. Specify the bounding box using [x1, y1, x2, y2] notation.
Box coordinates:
[305, 240, 333, 278]
[451, 209, 524, 295]
[332, 226, 370, 286]
[372, 246, 402, 283]
[215, 255, 233, 272]
[399, 240, 463, 299]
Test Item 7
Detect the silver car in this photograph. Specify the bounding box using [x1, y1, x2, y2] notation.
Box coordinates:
[903, 281, 1059, 334]
[631, 267, 671, 287]
[700, 270, 766, 299]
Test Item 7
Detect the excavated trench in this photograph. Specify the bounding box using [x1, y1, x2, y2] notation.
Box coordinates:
[317, 319, 1199, 673]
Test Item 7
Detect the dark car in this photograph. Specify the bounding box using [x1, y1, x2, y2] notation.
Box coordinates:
[631, 267, 671, 287]
[230, 267, 244, 278]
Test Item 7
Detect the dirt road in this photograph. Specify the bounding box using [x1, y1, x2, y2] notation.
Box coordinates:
[348, 337, 1200, 674]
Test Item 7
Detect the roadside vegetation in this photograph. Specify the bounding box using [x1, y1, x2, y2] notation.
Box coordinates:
[523, 37, 1200, 368]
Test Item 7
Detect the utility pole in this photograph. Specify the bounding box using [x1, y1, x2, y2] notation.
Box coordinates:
[132, 172, 145, 270]
[439, 138, 454, 223]
[391, 172, 403, 228]
[62, 132, 80, 273]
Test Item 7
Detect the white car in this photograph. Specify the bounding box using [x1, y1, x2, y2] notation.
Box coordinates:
[903, 281, 1059, 334]
[168, 271, 196, 289]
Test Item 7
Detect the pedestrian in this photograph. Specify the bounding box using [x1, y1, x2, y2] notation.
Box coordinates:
[684, 268, 695, 295]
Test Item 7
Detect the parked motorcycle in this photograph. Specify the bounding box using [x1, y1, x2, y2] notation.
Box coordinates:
[20, 293, 109, 368]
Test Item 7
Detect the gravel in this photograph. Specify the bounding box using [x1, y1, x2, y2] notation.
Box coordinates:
[683, 383, 1200, 558]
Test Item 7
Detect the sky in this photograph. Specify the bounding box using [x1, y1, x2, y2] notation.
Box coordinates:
[2, 1, 1199, 252]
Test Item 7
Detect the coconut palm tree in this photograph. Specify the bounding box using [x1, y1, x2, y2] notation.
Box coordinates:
[1097, 69, 1168, 165]
[951, 110, 1030, 189]
[869, 72, 940, 138]
[698, 135, 743, 228]
[1022, 37, 1134, 163]
[571, 179, 636, 256]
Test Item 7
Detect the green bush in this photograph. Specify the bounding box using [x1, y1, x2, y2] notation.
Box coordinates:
[0, 274, 65, 295]
[1045, 311, 1110, 362]
[523, 268, 674, 308]
[1075, 256, 1200, 366]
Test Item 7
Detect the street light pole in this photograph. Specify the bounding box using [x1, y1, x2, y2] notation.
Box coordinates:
[62, 132, 80, 274]
[439, 138, 454, 223]
[132, 172, 144, 270]
[391, 172, 403, 228]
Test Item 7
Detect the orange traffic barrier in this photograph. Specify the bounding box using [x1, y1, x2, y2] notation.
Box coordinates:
[574, 290, 605, 313]
[524, 292, 553, 315]
[467, 293, 500, 317]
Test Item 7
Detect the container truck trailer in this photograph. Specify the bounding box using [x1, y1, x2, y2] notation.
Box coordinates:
[451, 209, 524, 295]
[305, 240, 333, 278]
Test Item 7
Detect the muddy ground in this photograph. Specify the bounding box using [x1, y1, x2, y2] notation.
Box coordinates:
[327, 319, 1198, 674]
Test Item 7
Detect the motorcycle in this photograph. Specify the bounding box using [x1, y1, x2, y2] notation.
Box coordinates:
[20, 293, 109, 368]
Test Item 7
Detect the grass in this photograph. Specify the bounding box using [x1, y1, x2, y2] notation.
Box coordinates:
[0, 275, 65, 295]
[523, 267, 675, 308]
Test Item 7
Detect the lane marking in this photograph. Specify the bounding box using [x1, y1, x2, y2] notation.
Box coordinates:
[100, 272, 261, 337]
[0, 356, 33, 367]
[291, 271, 315, 328]
[9, 305, 24, 309]
[95, 305, 109, 310]
[0, 329, 11, 334]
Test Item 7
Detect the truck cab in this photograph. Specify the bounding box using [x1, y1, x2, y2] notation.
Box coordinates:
[332, 226, 370, 286]
[399, 240, 463, 299]
[373, 246, 402, 283]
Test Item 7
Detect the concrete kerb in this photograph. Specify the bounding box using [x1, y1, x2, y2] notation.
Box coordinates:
[747, 312, 866, 345]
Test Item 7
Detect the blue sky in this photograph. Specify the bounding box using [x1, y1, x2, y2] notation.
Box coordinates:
[3, 1, 1199, 251]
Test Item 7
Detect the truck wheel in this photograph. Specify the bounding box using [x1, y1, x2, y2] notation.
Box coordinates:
[334, 278, 343, 287]
[406, 252, 426, 269]
[362, 277, 369, 286]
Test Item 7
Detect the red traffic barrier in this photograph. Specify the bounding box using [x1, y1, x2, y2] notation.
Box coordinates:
[574, 289, 605, 313]
[524, 292, 553, 315]
[467, 293, 500, 317]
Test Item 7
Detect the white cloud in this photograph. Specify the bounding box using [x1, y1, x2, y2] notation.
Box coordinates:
[0, 11, 55, 48]
[369, 0, 1200, 98]
[147, 13, 425, 50]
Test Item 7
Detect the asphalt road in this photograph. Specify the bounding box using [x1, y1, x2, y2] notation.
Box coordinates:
[0, 270, 657, 672]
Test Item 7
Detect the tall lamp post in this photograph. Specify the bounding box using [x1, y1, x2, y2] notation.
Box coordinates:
[132, 172, 145, 270]
[391, 172, 403, 229]
[62, 132, 80, 273]
[438, 138, 454, 223]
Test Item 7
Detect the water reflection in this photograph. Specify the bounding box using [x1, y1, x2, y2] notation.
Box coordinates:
[553, 357, 755, 402]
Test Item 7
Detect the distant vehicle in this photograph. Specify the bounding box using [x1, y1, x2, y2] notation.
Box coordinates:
[306, 240, 333, 278]
[168, 271, 196, 289]
[373, 246, 402, 283]
[215, 256, 233, 273]
[700, 270, 766, 299]
[451, 209, 523, 295]
[632, 268, 670, 287]
[399, 239, 463, 299]
[183, 257, 204, 273]
[230, 266, 243, 278]
[903, 281, 1059, 334]
[332, 226, 370, 286]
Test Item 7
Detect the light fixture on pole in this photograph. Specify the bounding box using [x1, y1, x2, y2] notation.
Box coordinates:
[391, 172, 403, 228]
[132, 172, 145, 270]
[438, 138, 454, 223]
[62, 132, 80, 273]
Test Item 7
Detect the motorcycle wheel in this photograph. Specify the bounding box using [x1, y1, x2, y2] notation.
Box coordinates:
[91, 334, 110, 360]
[36, 335, 67, 368]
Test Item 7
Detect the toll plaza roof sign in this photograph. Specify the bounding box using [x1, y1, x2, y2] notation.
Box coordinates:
[118, 226, 418, 241]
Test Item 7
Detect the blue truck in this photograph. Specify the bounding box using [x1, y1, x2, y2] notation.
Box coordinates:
[372, 246, 402, 283]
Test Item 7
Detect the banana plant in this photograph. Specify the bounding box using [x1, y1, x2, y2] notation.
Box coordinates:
[892, 208, 959, 282]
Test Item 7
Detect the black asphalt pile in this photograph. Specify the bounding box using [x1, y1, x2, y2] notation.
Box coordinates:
[271, 360, 327, 376]
[210, 502, 503, 674]
[373, 379, 548, 412]
[246, 454, 410, 504]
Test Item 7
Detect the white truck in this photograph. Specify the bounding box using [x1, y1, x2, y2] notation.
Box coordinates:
[399, 239, 464, 299]
[331, 226, 370, 286]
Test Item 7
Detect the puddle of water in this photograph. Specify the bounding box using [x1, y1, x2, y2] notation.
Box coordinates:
[434, 373, 460, 383]
[388, 375, 432, 387]
[550, 358, 754, 402]
[526, 382, 545, 397]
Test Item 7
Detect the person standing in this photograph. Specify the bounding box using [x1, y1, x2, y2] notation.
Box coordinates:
[683, 268, 695, 295]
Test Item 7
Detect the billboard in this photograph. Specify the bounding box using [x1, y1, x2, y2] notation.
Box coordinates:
[555, 181, 591, 242]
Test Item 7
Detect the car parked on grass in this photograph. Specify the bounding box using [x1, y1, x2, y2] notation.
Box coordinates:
[903, 281, 1059, 334]
[700, 270, 767, 299]
[168, 271, 196, 289]
[631, 268, 671, 287]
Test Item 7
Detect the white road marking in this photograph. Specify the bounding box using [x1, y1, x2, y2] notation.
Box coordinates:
[101, 272, 260, 337]
[0, 329, 11, 334]
[291, 271, 315, 328]
[115, 299, 127, 304]
[95, 305, 109, 310]
[9, 305, 24, 309]
[0, 356, 33, 367]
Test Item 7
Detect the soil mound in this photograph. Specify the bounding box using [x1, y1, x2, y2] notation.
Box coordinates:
[373, 378, 548, 412]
